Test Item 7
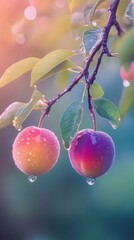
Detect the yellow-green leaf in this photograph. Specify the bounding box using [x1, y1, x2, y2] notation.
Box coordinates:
[117, 0, 130, 21]
[90, 82, 104, 99]
[0, 102, 25, 129]
[31, 49, 75, 86]
[115, 27, 134, 65]
[119, 83, 134, 119]
[0, 57, 39, 88]
[31, 60, 76, 85]
[89, 0, 107, 22]
[68, 0, 88, 11]
[13, 90, 43, 130]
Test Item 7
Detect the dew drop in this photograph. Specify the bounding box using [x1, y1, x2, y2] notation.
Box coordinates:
[17, 125, 22, 131]
[110, 122, 117, 129]
[86, 177, 96, 186]
[28, 175, 37, 183]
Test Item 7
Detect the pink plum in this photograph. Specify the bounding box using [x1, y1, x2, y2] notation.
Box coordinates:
[68, 129, 115, 180]
[12, 126, 60, 176]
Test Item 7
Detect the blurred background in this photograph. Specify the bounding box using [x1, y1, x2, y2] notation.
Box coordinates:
[0, 0, 134, 239]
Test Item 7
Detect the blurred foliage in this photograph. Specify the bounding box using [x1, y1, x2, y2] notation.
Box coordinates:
[0, 0, 134, 240]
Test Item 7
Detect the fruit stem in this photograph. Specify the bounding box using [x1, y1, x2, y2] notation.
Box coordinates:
[90, 108, 97, 131]
[87, 84, 97, 131]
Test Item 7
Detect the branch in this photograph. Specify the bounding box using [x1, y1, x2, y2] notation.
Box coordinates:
[113, 19, 124, 36]
[38, 0, 121, 129]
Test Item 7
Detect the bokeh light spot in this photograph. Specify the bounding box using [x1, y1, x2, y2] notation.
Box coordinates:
[24, 6, 37, 21]
[16, 33, 26, 45]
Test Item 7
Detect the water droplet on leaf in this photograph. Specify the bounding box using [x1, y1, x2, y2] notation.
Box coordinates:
[86, 177, 95, 186]
[17, 125, 22, 131]
[110, 121, 117, 129]
[28, 175, 37, 183]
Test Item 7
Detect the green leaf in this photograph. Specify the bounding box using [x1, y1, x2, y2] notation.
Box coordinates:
[0, 102, 25, 129]
[13, 90, 43, 130]
[31, 49, 75, 86]
[60, 101, 83, 149]
[125, 2, 134, 22]
[89, 0, 107, 22]
[90, 82, 104, 99]
[82, 27, 102, 55]
[115, 27, 134, 65]
[31, 59, 76, 85]
[93, 98, 120, 129]
[0, 57, 39, 88]
[119, 83, 134, 119]
[56, 70, 70, 90]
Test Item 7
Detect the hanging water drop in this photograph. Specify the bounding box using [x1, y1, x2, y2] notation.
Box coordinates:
[17, 125, 22, 131]
[86, 177, 95, 186]
[28, 175, 37, 183]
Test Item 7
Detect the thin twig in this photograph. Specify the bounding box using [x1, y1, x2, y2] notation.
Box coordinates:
[38, 0, 121, 129]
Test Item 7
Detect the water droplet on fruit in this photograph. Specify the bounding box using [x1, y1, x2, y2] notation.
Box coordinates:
[28, 175, 37, 183]
[90, 134, 97, 145]
[86, 177, 95, 186]
[123, 80, 130, 87]
[43, 137, 46, 142]
[35, 135, 42, 143]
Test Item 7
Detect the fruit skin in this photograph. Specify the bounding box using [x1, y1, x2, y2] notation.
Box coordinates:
[12, 126, 60, 176]
[68, 129, 115, 179]
[120, 62, 134, 82]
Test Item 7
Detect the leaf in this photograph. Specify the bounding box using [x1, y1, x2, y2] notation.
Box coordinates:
[117, 0, 130, 21]
[13, 90, 43, 130]
[89, 0, 107, 22]
[82, 27, 103, 55]
[125, 2, 134, 22]
[93, 98, 120, 129]
[0, 102, 25, 129]
[68, 0, 88, 11]
[31, 49, 75, 86]
[0, 58, 39, 88]
[90, 82, 104, 99]
[56, 70, 70, 90]
[119, 83, 134, 119]
[31, 60, 76, 85]
[115, 27, 134, 65]
[83, 3, 94, 24]
[60, 101, 83, 149]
